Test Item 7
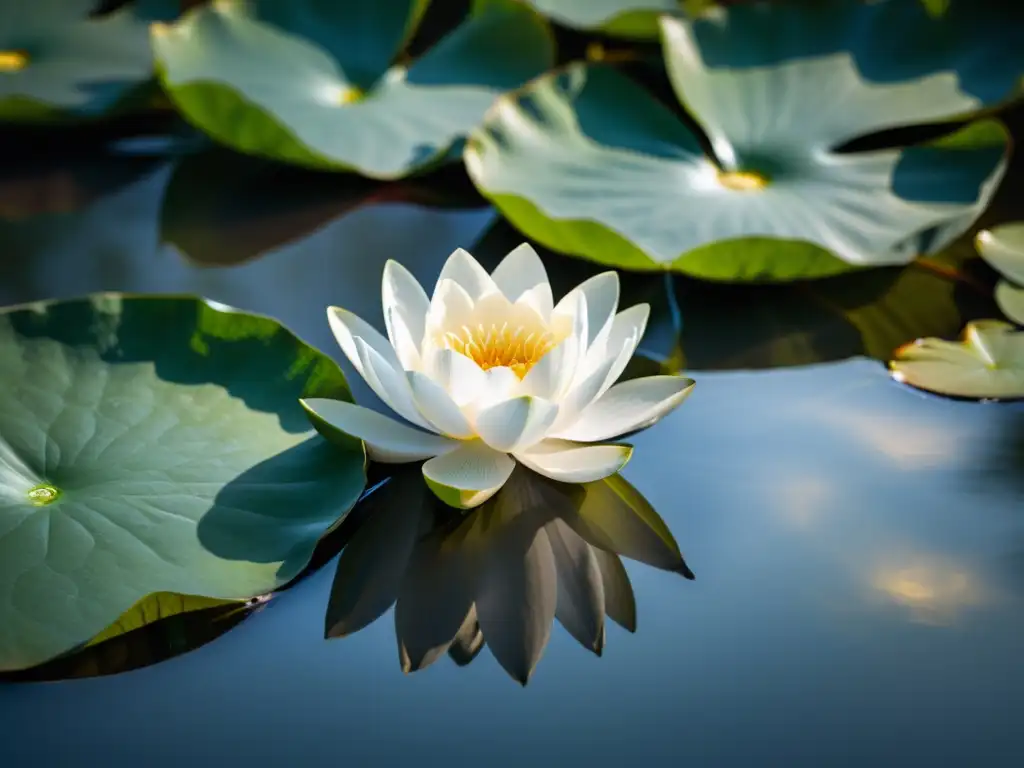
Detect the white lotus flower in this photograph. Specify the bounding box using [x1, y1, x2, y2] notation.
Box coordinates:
[302, 244, 695, 509]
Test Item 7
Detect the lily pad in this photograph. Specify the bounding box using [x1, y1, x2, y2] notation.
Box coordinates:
[465, 5, 1012, 281]
[0, 0, 155, 121]
[995, 282, 1024, 327]
[0, 294, 366, 671]
[1, 593, 264, 682]
[152, 0, 554, 178]
[889, 320, 1024, 400]
[977, 223, 1024, 286]
[520, 0, 684, 38]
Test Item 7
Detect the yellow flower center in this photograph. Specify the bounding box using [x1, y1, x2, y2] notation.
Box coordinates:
[717, 170, 769, 191]
[0, 50, 29, 73]
[444, 322, 556, 379]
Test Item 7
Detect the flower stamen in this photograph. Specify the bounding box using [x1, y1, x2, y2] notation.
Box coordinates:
[444, 321, 556, 378]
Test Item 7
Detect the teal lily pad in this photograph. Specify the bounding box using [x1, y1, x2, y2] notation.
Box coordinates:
[0, 0, 155, 122]
[152, 0, 554, 178]
[465, 4, 1013, 282]
[0, 294, 366, 672]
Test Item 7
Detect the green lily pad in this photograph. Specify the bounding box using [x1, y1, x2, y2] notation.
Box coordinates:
[0, 0, 155, 122]
[889, 320, 1024, 400]
[465, 4, 1013, 282]
[0, 294, 366, 671]
[152, 0, 554, 178]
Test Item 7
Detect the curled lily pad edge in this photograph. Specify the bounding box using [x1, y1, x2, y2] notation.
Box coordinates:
[463, 27, 1014, 282]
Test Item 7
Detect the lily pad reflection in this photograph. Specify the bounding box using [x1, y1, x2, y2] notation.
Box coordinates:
[325, 465, 692, 685]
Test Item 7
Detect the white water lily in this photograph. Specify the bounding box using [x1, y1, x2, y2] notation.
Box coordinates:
[302, 245, 694, 508]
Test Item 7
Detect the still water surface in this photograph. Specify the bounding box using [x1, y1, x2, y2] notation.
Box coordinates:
[0, 154, 1022, 766]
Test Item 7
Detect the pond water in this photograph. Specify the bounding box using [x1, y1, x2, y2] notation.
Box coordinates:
[0, 145, 1022, 766]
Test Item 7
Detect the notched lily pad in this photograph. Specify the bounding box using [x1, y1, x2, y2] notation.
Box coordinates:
[890, 320, 1024, 400]
[152, 0, 554, 178]
[0, 294, 366, 672]
[0, 0, 155, 121]
[465, 2, 1013, 282]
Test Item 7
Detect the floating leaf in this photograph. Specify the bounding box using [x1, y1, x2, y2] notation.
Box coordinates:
[996, 281, 1024, 326]
[890, 320, 1024, 399]
[0, 294, 366, 671]
[0, 0, 155, 121]
[152, 0, 554, 177]
[466, 3, 1012, 281]
[520, 0, 682, 38]
[977, 223, 1024, 286]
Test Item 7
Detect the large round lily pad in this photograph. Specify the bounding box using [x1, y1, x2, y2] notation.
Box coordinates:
[0, 0, 155, 121]
[465, 2, 1014, 282]
[0, 294, 366, 671]
[151, 0, 554, 178]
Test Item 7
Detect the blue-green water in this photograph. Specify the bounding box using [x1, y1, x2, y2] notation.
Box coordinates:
[0, 152, 1022, 766]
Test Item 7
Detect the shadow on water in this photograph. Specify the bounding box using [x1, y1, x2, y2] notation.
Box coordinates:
[160, 149, 487, 269]
[199, 437, 365, 577]
[4, 295, 350, 433]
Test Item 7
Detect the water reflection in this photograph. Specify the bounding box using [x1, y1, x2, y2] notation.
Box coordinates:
[0, 597, 268, 683]
[160, 149, 487, 268]
[326, 464, 692, 684]
[872, 559, 985, 626]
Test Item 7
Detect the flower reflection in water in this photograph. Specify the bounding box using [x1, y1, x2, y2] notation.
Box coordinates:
[325, 465, 693, 685]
